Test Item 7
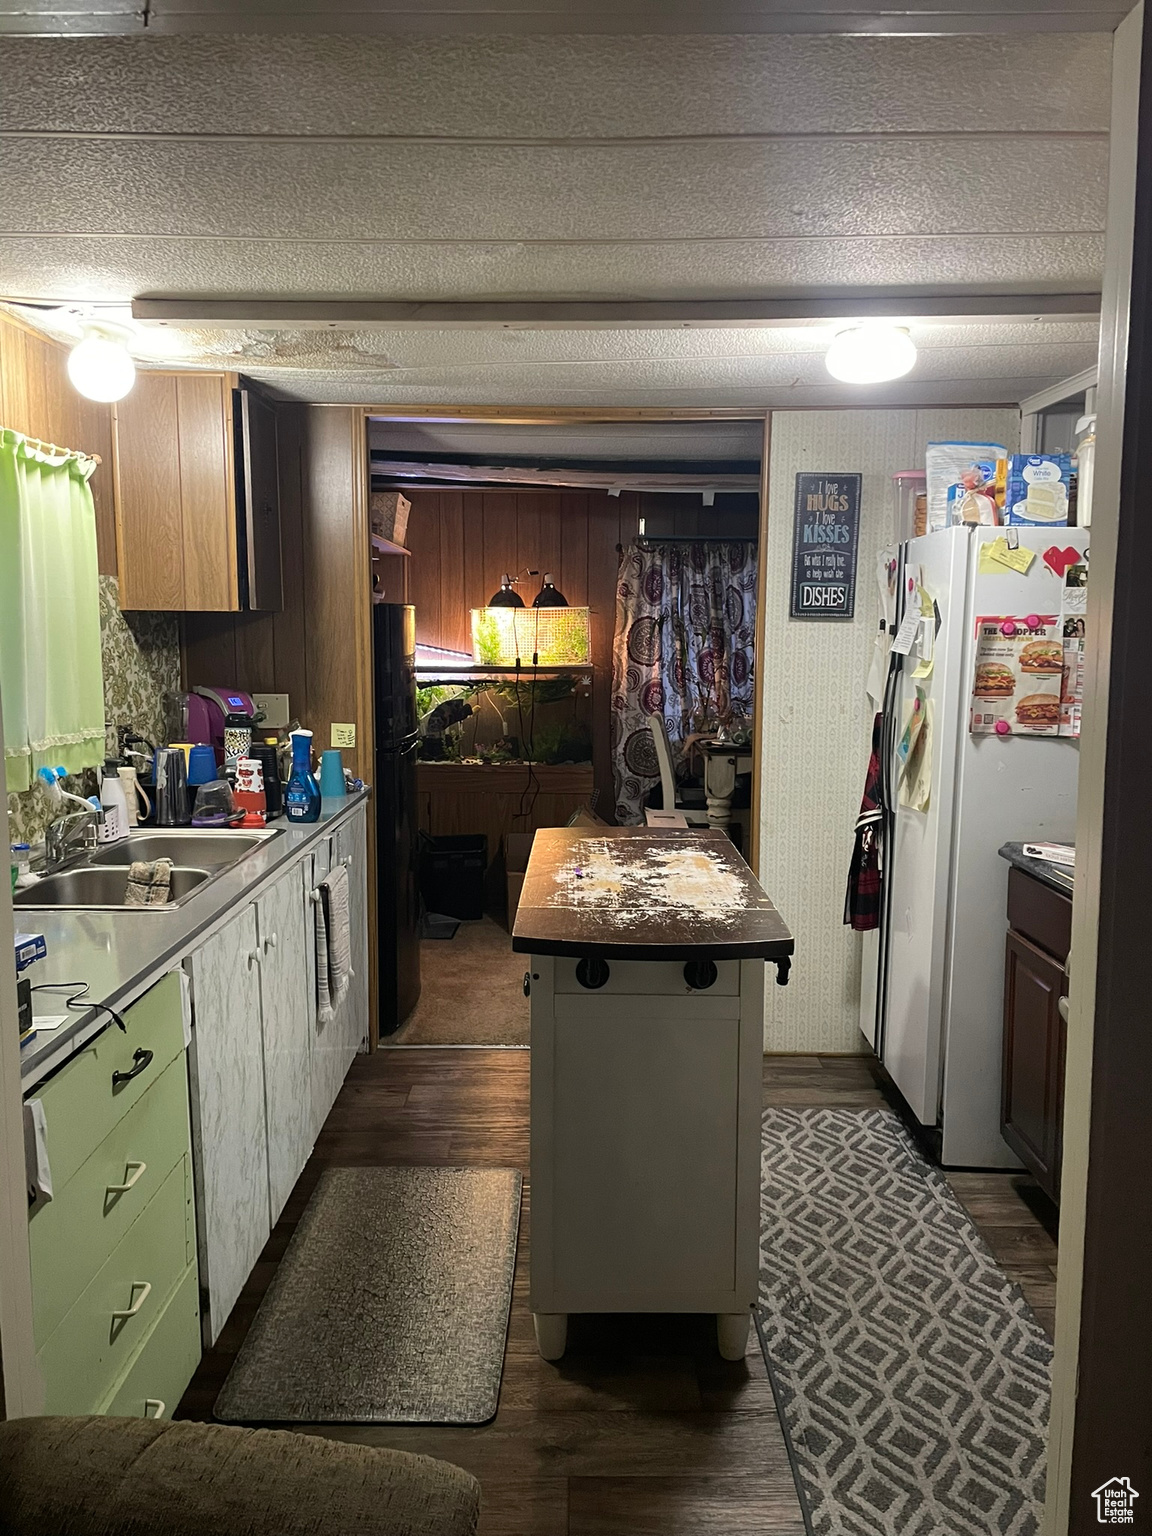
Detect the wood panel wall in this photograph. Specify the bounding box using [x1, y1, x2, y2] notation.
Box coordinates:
[0, 311, 116, 575]
[181, 405, 373, 783]
[402, 487, 759, 818]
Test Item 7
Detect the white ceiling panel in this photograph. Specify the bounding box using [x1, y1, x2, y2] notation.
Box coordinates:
[0, 35, 1110, 135]
[0, 235, 1107, 307]
[0, 138, 1107, 243]
[0, 0, 1129, 35]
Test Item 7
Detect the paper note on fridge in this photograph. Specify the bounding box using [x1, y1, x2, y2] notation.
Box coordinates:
[979, 538, 1037, 575]
[891, 609, 921, 655]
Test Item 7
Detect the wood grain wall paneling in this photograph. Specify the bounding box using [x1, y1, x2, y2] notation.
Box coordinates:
[112, 372, 185, 611]
[0, 312, 117, 576]
[403, 486, 691, 819]
[269, 403, 310, 725]
[177, 373, 236, 611]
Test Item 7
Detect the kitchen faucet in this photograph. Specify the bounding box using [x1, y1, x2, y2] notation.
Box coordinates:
[45, 803, 105, 870]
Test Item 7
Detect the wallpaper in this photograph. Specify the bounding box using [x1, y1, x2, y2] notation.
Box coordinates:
[758, 408, 1020, 1055]
[6, 575, 180, 846]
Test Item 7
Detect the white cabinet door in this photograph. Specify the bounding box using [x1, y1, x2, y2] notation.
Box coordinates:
[186, 904, 270, 1344]
[256, 862, 314, 1226]
[333, 803, 369, 1063]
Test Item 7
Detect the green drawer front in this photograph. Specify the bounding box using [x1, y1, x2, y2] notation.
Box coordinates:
[37, 1156, 194, 1416]
[30, 1055, 193, 1347]
[33, 971, 185, 1191]
[102, 1264, 201, 1421]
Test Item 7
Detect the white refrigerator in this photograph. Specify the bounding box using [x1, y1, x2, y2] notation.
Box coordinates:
[860, 523, 1087, 1167]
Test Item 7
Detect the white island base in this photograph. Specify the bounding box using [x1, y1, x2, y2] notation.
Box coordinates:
[526, 953, 767, 1360]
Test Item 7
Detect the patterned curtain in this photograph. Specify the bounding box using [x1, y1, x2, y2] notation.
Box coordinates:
[611, 539, 757, 824]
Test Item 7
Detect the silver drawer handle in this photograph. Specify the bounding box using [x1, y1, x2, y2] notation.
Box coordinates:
[106, 1161, 147, 1195]
[263, 932, 278, 953]
[145, 1399, 165, 1419]
[112, 1280, 152, 1322]
[248, 948, 262, 968]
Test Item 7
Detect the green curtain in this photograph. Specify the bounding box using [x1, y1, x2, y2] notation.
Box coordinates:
[0, 428, 105, 793]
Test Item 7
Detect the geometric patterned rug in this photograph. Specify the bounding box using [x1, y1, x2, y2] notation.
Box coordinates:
[757, 1108, 1052, 1536]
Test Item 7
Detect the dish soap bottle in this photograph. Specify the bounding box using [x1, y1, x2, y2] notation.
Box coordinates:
[284, 729, 322, 824]
[98, 761, 129, 842]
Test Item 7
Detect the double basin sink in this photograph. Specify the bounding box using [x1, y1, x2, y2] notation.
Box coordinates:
[13, 828, 280, 912]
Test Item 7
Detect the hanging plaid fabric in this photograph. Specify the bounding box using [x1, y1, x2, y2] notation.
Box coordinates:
[844, 712, 884, 932]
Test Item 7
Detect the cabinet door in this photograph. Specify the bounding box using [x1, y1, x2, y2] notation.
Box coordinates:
[1002, 930, 1067, 1200]
[113, 369, 238, 611]
[187, 904, 270, 1343]
[257, 863, 314, 1225]
[333, 804, 369, 1063]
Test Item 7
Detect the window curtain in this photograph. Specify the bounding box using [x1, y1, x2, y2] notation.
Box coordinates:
[610, 539, 757, 824]
[0, 429, 104, 793]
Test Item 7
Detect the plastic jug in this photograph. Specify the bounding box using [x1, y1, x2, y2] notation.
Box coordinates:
[284, 729, 321, 824]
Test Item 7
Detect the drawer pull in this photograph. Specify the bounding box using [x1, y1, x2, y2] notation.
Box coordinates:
[145, 1399, 166, 1419]
[112, 1049, 154, 1090]
[106, 1161, 147, 1196]
[263, 932, 278, 953]
[111, 1280, 152, 1323]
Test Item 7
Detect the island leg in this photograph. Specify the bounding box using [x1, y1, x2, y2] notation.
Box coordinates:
[716, 1312, 751, 1360]
[533, 1312, 568, 1361]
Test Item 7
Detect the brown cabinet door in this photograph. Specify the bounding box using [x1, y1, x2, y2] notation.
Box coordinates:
[113, 370, 238, 611]
[1002, 928, 1067, 1200]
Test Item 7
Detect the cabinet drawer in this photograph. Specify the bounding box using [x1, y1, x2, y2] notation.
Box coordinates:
[553, 958, 741, 996]
[1007, 866, 1072, 962]
[102, 1263, 201, 1420]
[37, 1157, 193, 1415]
[34, 972, 185, 1190]
[31, 1056, 192, 1346]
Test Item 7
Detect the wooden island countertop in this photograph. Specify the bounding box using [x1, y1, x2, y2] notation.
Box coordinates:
[512, 826, 794, 964]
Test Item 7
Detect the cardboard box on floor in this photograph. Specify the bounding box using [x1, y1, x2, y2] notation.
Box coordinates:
[504, 805, 607, 930]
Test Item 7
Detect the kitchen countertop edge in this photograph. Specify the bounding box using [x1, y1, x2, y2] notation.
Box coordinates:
[20, 790, 370, 1093]
[998, 840, 1075, 897]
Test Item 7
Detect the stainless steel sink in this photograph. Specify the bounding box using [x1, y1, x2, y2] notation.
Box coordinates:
[15, 825, 282, 911]
[13, 865, 211, 910]
[90, 830, 276, 870]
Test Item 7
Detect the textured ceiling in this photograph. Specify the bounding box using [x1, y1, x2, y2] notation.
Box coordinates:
[0, 31, 1110, 406]
[10, 306, 1100, 407]
[0, 0, 1129, 34]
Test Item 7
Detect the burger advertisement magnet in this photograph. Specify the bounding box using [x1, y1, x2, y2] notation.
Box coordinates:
[970, 615, 1063, 736]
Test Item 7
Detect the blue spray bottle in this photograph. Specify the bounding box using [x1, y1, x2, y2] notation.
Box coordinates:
[284, 729, 322, 824]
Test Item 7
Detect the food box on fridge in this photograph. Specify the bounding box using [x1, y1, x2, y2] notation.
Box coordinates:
[1004, 454, 1072, 526]
[925, 442, 1007, 533]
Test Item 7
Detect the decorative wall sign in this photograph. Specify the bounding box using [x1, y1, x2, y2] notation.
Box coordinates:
[789, 472, 862, 620]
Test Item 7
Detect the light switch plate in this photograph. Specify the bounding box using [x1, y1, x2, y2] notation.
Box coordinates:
[331, 723, 356, 749]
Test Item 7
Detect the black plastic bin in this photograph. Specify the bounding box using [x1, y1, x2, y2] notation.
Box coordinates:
[418, 833, 488, 921]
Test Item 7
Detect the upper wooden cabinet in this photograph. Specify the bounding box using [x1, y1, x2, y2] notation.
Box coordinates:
[113, 371, 283, 613]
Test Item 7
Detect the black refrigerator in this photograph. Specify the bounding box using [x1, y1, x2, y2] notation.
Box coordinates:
[373, 603, 421, 1032]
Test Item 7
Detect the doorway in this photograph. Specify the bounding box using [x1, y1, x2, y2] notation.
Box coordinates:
[366, 415, 766, 1046]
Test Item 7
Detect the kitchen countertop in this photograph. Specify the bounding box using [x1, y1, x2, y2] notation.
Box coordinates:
[512, 826, 794, 961]
[18, 790, 369, 1092]
[998, 841, 1074, 897]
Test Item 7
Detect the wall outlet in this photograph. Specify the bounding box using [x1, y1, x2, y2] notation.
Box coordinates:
[252, 692, 290, 729]
[331, 723, 356, 749]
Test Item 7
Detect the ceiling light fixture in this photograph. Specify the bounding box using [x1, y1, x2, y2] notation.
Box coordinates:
[825, 324, 917, 385]
[66, 320, 137, 402]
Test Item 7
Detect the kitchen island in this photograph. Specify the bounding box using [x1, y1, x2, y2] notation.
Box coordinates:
[513, 827, 792, 1361]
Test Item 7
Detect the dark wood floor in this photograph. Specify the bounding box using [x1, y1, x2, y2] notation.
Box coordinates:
[177, 1049, 1058, 1534]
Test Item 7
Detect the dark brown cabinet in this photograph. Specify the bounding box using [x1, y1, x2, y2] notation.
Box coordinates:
[1001, 866, 1070, 1202]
